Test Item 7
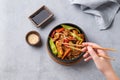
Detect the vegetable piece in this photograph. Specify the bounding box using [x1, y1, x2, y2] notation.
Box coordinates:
[49, 38, 58, 55]
[79, 39, 83, 44]
[52, 33, 60, 42]
[68, 36, 75, 40]
[56, 41, 63, 58]
[62, 48, 71, 59]
[69, 41, 74, 50]
[63, 37, 75, 44]
[62, 25, 80, 33]
[51, 30, 56, 38]
[64, 38, 69, 43]
[78, 34, 84, 40]
[70, 32, 83, 41]
[73, 30, 78, 34]
[56, 28, 64, 33]
[63, 39, 69, 46]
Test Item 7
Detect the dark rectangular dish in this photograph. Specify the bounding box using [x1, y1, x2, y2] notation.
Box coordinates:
[29, 5, 54, 27]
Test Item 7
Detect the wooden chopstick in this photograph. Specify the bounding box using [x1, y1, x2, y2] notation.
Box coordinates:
[66, 45, 115, 61]
[62, 43, 116, 52]
[98, 54, 115, 61]
[91, 46, 116, 52]
[63, 43, 83, 47]
[66, 45, 83, 52]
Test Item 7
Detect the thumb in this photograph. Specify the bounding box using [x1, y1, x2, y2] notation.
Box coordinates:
[87, 46, 98, 60]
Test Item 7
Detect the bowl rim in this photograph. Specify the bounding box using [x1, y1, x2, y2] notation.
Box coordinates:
[47, 23, 87, 63]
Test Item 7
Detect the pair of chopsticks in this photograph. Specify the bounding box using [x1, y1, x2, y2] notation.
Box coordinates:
[62, 43, 116, 52]
[62, 43, 116, 61]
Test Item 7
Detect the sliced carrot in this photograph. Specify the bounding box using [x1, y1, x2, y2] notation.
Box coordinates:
[62, 48, 71, 59]
[56, 28, 64, 33]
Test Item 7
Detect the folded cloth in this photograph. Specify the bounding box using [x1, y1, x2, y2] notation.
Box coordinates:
[69, 0, 120, 30]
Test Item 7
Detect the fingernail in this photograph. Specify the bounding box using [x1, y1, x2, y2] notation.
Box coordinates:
[82, 43, 85, 45]
[84, 59, 87, 61]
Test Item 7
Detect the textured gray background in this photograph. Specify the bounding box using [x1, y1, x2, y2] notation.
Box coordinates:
[0, 0, 120, 80]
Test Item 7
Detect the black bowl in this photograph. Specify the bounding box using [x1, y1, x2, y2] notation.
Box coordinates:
[47, 23, 87, 65]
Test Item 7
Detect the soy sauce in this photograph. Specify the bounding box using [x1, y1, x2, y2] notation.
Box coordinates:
[32, 9, 50, 25]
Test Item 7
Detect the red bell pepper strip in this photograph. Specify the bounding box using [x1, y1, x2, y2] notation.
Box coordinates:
[56, 28, 64, 33]
[51, 30, 56, 38]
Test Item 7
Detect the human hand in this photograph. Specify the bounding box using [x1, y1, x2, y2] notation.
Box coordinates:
[81, 42, 119, 80]
[82, 42, 112, 73]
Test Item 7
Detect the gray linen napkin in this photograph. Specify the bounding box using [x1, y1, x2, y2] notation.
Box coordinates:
[69, 0, 120, 30]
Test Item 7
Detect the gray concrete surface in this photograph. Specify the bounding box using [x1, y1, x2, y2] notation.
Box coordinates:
[0, 0, 120, 80]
